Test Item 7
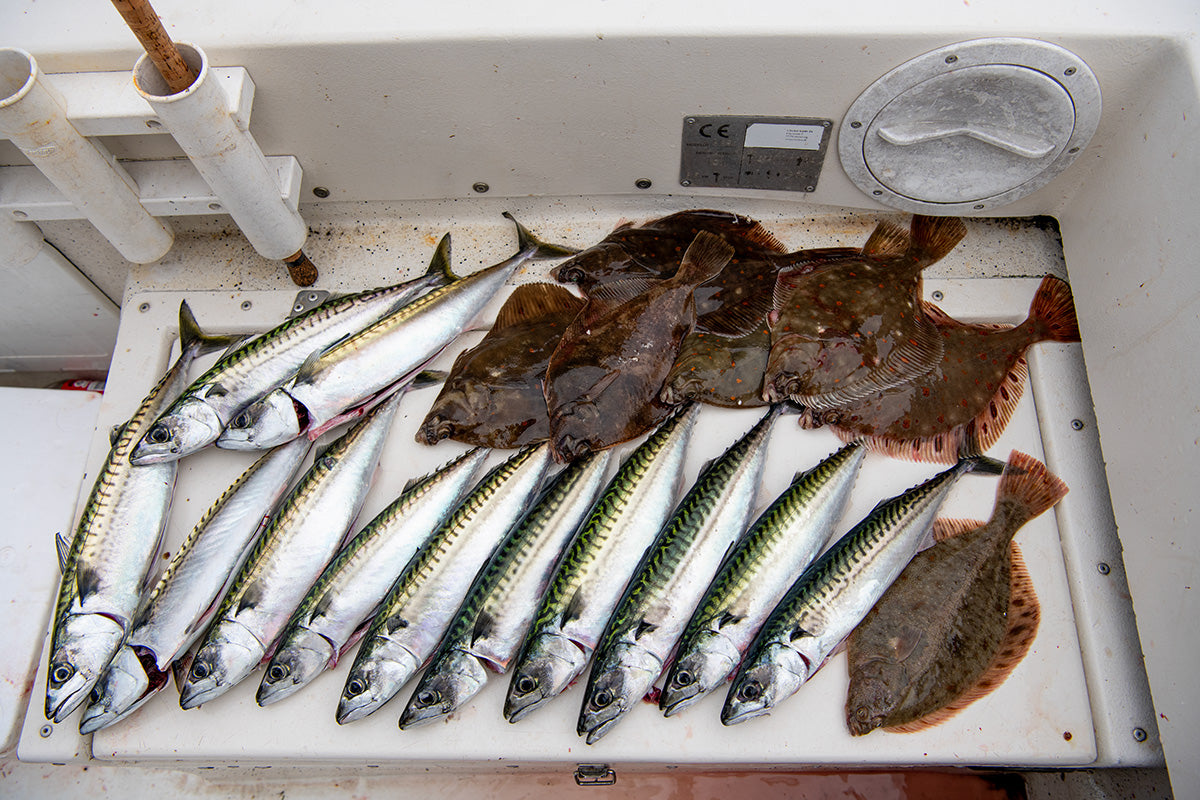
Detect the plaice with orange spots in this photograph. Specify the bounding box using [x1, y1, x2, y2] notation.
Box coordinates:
[662, 326, 772, 408]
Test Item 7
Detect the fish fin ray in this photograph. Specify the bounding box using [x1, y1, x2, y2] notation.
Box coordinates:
[932, 518, 985, 543]
[861, 221, 911, 257]
[177, 300, 242, 357]
[503, 211, 580, 260]
[907, 216, 968, 268]
[997, 451, 1070, 521]
[55, 532, 71, 572]
[473, 610, 497, 645]
[426, 232, 459, 283]
[674, 231, 735, 286]
[1027, 275, 1081, 343]
[579, 277, 662, 324]
[696, 291, 774, 337]
[494, 283, 584, 330]
[634, 619, 658, 640]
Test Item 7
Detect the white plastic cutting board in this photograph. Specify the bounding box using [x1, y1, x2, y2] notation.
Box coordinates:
[18, 269, 1096, 768]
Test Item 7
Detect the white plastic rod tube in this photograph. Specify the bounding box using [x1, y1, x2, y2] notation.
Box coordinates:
[0, 48, 174, 264]
[133, 43, 307, 262]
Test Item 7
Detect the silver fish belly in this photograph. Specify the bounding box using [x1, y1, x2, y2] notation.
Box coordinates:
[578, 406, 779, 744]
[399, 450, 612, 729]
[178, 389, 405, 709]
[660, 441, 866, 717]
[256, 447, 489, 706]
[79, 437, 311, 733]
[504, 404, 700, 724]
[337, 442, 553, 724]
[721, 455, 1004, 726]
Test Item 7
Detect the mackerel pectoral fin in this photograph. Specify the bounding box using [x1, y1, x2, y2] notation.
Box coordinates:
[885, 542, 1040, 733]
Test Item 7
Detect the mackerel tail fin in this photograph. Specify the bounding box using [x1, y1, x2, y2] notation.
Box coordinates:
[994, 450, 1070, 528]
[907, 215, 967, 269]
[178, 300, 243, 358]
[1025, 275, 1081, 343]
[960, 453, 1007, 477]
[503, 211, 581, 260]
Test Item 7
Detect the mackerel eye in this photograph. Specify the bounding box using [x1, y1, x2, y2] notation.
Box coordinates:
[148, 425, 171, 445]
[514, 675, 537, 695]
[738, 681, 763, 702]
[267, 664, 290, 683]
[590, 689, 613, 710]
[89, 687, 102, 704]
[674, 670, 695, 687]
[50, 664, 75, 686]
[416, 689, 439, 707]
[190, 661, 211, 680]
[232, 411, 252, 429]
[346, 678, 367, 698]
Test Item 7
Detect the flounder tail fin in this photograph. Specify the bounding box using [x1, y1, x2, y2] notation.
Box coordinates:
[995, 450, 1070, 528]
[1026, 275, 1081, 343]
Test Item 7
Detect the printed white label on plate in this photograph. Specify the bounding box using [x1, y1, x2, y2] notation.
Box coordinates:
[744, 123, 824, 150]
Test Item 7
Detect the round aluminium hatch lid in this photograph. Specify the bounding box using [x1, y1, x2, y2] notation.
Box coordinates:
[839, 38, 1101, 214]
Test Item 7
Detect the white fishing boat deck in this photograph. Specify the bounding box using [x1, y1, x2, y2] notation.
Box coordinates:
[1, 2, 1196, 798]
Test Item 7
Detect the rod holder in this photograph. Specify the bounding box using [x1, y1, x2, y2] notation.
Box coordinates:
[133, 43, 307, 262]
[0, 48, 174, 264]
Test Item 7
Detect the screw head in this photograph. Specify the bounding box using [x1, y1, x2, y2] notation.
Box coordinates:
[850, 121, 862, 129]
[1097, 562, 1111, 575]
[805, 186, 815, 192]
[472, 182, 490, 194]
[1068, 147, 1080, 154]
[1071, 419, 1085, 431]
[635, 178, 652, 190]
[973, 204, 985, 210]
[40, 724, 53, 738]
[931, 290, 944, 301]
[208, 202, 222, 211]
[680, 179, 691, 187]
[138, 302, 151, 313]
[1133, 727, 1148, 742]
[945, 54, 958, 64]
[312, 186, 331, 199]
[1065, 67, 1077, 76]
[872, 190, 883, 196]
[240, 300, 252, 310]
[686, 117, 696, 124]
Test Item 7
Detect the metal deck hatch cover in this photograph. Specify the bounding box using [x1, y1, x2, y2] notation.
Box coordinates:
[839, 39, 1101, 214]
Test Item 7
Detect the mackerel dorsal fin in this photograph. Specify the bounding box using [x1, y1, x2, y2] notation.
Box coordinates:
[494, 283, 584, 330]
[56, 532, 71, 572]
[634, 619, 658, 640]
[502, 211, 580, 260]
[860, 220, 911, 257]
[178, 300, 242, 357]
[110, 422, 128, 446]
[426, 232, 459, 283]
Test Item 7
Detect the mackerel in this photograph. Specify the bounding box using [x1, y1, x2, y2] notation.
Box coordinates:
[503, 404, 700, 724]
[79, 437, 311, 733]
[721, 454, 1005, 726]
[398, 450, 612, 729]
[178, 388, 405, 709]
[659, 440, 866, 717]
[337, 442, 554, 724]
[242, 214, 578, 447]
[129, 235, 455, 464]
[255, 447, 489, 706]
[577, 407, 779, 744]
[45, 302, 239, 722]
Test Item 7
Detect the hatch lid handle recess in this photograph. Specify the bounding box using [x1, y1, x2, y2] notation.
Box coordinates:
[574, 763, 617, 786]
[876, 121, 1055, 159]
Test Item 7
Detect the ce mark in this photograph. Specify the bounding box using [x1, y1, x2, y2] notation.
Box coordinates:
[698, 123, 732, 139]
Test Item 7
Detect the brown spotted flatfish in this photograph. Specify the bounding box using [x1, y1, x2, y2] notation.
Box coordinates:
[544, 231, 734, 462]
[764, 215, 967, 411]
[818, 275, 1080, 462]
[661, 327, 772, 408]
[845, 450, 1067, 736]
[416, 283, 583, 449]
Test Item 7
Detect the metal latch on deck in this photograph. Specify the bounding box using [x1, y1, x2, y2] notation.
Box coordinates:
[574, 763, 616, 786]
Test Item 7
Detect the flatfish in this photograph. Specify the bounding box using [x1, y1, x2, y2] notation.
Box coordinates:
[544, 231, 733, 462]
[417, 283, 583, 449]
[817, 276, 1080, 462]
[552, 208, 859, 337]
[660, 326, 772, 408]
[845, 451, 1067, 735]
[764, 215, 967, 411]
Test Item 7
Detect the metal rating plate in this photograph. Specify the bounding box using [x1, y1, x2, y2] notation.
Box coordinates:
[680, 116, 832, 192]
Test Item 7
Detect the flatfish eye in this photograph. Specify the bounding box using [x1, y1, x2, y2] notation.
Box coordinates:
[190, 661, 210, 680]
[50, 664, 75, 685]
[738, 681, 763, 702]
[853, 706, 871, 723]
[148, 425, 171, 444]
[345, 678, 367, 697]
[266, 664, 289, 682]
[514, 675, 538, 695]
[558, 267, 585, 284]
[416, 689, 440, 706]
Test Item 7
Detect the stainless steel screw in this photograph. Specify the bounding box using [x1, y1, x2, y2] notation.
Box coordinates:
[1097, 562, 1111, 575]
[312, 186, 331, 198]
[680, 180, 691, 187]
[40, 724, 53, 738]
[1065, 67, 1077, 76]
[1071, 419, 1085, 431]
[472, 182, 490, 194]
[931, 290, 944, 301]
[686, 117, 696, 124]
[241, 300, 252, 310]
[945, 55, 959, 64]
[850, 121, 862, 129]
[138, 302, 150, 313]
[635, 179, 652, 190]
[1133, 727, 1148, 742]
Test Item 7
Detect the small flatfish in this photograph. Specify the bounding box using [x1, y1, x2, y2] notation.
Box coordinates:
[416, 283, 583, 449]
[552, 209, 859, 337]
[764, 215, 967, 411]
[817, 276, 1080, 462]
[661, 327, 771, 408]
[845, 451, 1068, 736]
[545, 231, 734, 461]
